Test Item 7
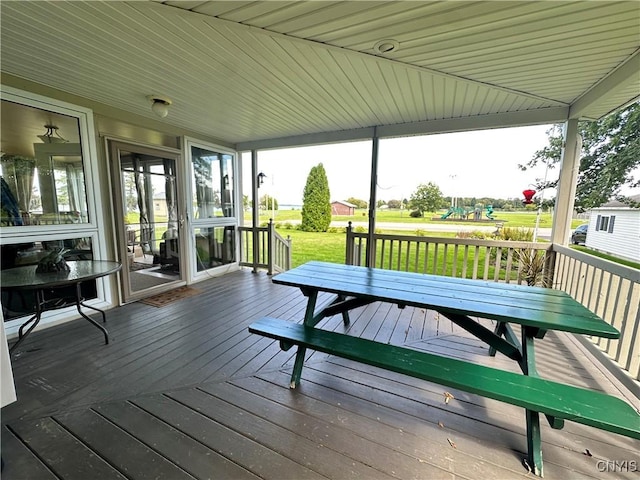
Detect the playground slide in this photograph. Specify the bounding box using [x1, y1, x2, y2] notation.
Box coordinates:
[441, 208, 454, 219]
[485, 205, 495, 220]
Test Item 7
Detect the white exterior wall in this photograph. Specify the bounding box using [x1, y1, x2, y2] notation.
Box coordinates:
[585, 208, 640, 262]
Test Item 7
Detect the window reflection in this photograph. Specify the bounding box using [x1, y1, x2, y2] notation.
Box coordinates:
[0, 100, 88, 226]
[191, 147, 234, 219]
[195, 226, 235, 271]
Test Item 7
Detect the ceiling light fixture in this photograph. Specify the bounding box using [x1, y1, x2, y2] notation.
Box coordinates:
[37, 124, 68, 143]
[147, 95, 172, 118]
[373, 39, 399, 55]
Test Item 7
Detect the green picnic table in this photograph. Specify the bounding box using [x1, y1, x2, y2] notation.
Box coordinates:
[249, 261, 640, 477]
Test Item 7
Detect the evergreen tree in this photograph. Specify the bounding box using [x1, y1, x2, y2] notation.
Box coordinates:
[301, 163, 331, 232]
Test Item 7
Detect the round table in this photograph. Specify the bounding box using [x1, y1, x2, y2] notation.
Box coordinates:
[1, 260, 121, 355]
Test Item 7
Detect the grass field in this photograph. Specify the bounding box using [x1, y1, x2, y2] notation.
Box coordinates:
[247, 208, 582, 229]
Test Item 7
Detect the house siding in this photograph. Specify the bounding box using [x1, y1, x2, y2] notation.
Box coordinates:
[586, 208, 640, 262]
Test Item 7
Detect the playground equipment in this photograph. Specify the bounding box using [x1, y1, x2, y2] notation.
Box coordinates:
[486, 204, 495, 220]
[439, 204, 497, 221]
[441, 206, 473, 219]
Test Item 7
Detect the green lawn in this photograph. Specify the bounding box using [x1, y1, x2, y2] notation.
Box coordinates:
[572, 246, 640, 270]
[249, 208, 583, 229]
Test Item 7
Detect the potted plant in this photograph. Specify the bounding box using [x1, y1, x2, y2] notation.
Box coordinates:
[36, 248, 70, 274]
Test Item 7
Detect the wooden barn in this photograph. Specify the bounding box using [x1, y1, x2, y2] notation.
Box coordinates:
[331, 200, 357, 216]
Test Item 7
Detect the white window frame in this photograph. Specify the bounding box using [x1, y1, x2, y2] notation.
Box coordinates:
[1, 85, 113, 334]
[184, 137, 240, 282]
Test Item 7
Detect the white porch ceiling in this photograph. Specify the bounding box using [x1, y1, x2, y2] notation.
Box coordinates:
[1, 1, 639, 149]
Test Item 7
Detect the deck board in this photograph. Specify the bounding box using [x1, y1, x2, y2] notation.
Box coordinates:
[2, 269, 638, 479]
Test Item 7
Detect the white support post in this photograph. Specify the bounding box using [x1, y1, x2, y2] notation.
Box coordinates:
[251, 150, 260, 272]
[366, 129, 379, 268]
[551, 120, 581, 245]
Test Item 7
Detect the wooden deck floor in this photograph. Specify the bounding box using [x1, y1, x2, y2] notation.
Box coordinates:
[2, 269, 639, 479]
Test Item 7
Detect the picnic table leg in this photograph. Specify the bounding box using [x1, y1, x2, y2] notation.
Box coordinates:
[522, 327, 544, 476]
[290, 346, 307, 389]
[489, 321, 506, 356]
[338, 295, 350, 326]
[289, 289, 319, 389]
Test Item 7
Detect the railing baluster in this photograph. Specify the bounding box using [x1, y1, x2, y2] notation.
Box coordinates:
[442, 244, 448, 276]
[433, 244, 439, 274]
[472, 246, 479, 280]
[504, 248, 513, 284]
[483, 246, 491, 280]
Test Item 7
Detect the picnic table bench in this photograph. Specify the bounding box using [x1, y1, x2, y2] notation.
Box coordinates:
[249, 261, 640, 476]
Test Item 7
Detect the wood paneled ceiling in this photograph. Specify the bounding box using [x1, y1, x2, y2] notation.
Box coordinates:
[1, 1, 638, 149]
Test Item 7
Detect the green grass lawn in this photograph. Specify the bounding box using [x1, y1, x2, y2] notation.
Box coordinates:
[248, 208, 583, 229]
[572, 246, 640, 270]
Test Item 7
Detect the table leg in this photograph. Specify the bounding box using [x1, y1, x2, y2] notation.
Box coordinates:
[9, 290, 44, 355]
[488, 322, 506, 356]
[74, 283, 109, 345]
[522, 327, 543, 477]
[290, 346, 307, 389]
[289, 289, 318, 388]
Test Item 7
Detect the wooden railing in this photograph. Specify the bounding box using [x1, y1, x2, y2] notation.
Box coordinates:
[552, 245, 639, 381]
[239, 219, 292, 275]
[345, 225, 640, 383]
[346, 224, 554, 286]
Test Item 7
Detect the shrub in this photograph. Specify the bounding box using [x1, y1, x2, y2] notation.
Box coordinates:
[409, 210, 423, 218]
[500, 227, 533, 241]
[457, 230, 492, 239]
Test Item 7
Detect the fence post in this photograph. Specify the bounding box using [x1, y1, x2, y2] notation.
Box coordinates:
[543, 246, 557, 288]
[267, 219, 274, 275]
[345, 221, 353, 265]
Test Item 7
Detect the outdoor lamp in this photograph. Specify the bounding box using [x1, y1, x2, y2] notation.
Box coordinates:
[522, 189, 536, 204]
[257, 172, 266, 188]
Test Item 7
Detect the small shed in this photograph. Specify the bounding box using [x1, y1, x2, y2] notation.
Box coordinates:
[586, 194, 640, 262]
[331, 200, 356, 216]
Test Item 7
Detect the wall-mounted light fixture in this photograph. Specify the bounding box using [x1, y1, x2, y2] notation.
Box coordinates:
[257, 171, 266, 188]
[37, 124, 68, 143]
[147, 95, 172, 118]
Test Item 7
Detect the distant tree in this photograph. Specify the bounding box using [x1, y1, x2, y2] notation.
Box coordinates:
[301, 163, 332, 232]
[387, 199, 402, 209]
[376, 199, 387, 208]
[409, 182, 443, 216]
[259, 194, 278, 210]
[519, 102, 639, 210]
[346, 197, 367, 209]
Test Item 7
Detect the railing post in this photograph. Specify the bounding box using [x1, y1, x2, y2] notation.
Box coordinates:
[345, 221, 353, 265]
[267, 218, 274, 275]
[286, 235, 292, 271]
[542, 246, 556, 288]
